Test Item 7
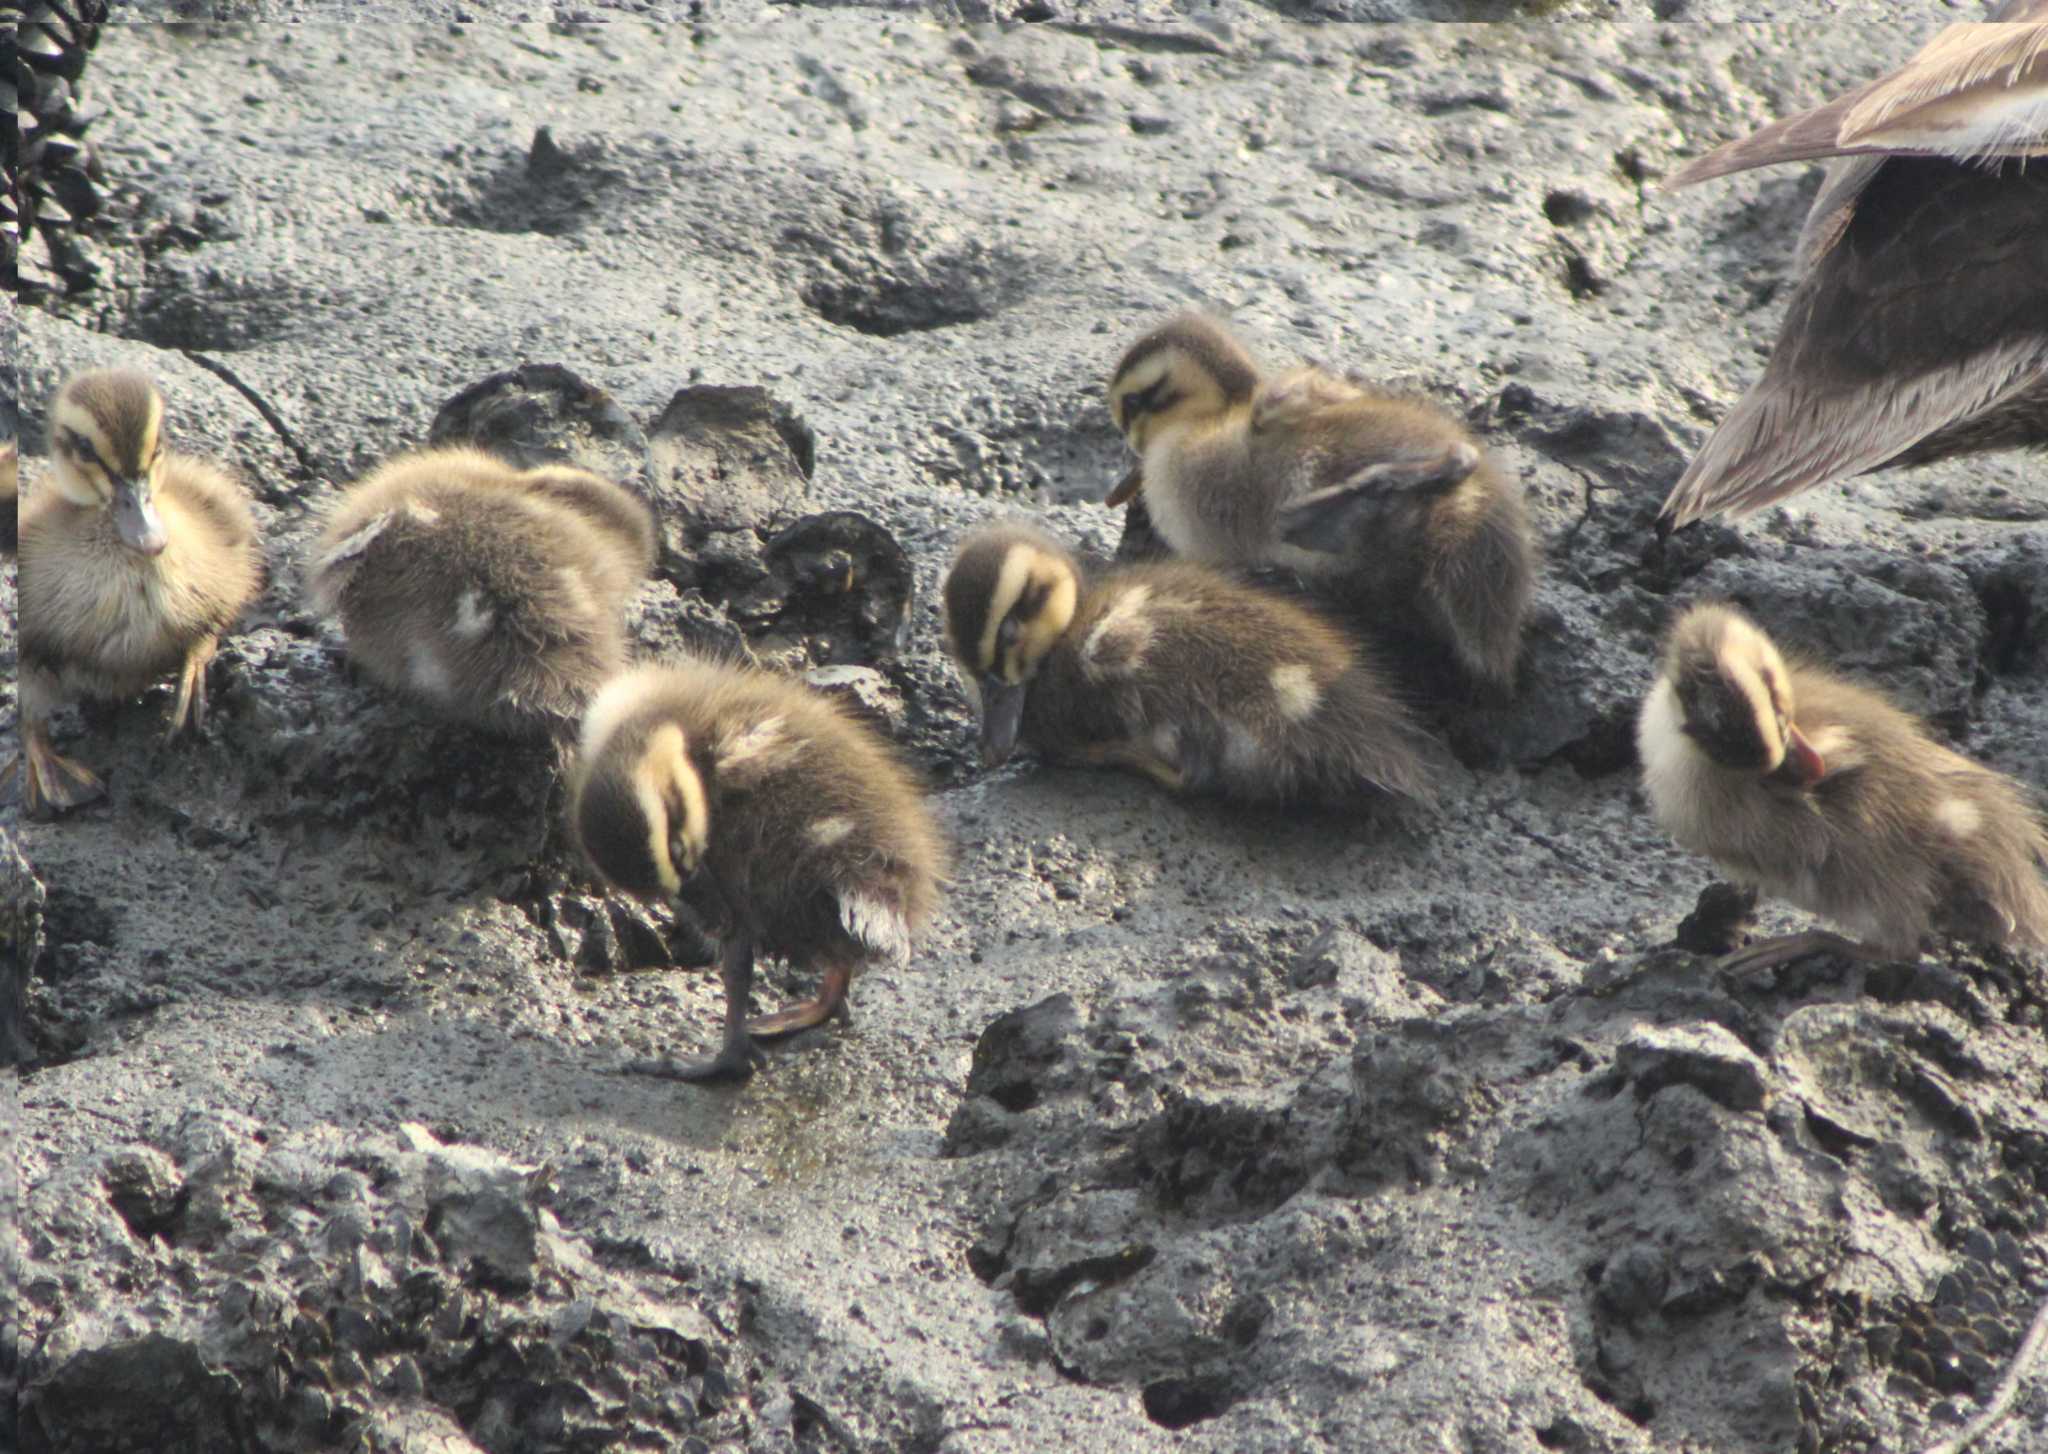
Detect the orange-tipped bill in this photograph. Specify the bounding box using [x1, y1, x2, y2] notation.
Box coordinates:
[1783, 724, 1827, 787]
[1105, 464, 1142, 508]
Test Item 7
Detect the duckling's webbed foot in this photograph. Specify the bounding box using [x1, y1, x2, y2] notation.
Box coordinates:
[6, 729, 108, 818]
[620, 937, 770, 1083]
[745, 962, 853, 1040]
[1716, 929, 1891, 979]
[167, 637, 219, 739]
[1072, 740, 1188, 793]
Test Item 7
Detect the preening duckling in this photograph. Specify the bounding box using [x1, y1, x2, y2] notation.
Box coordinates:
[3, 370, 262, 817]
[1658, 6, 2048, 527]
[941, 522, 1437, 805]
[1637, 603, 2048, 973]
[570, 661, 946, 1082]
[1105, 314, 1535, 693]
[307, 447, 656, 739]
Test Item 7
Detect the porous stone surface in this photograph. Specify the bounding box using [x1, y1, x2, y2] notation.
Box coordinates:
[7, 10, 2047, 1454]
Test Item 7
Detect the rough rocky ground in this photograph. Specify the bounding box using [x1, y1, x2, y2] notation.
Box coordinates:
[6, 9, 2048, 1454]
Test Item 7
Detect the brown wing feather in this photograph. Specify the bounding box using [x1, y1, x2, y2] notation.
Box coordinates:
[1669, 15, 2048, 188]
[1661, 158, 2048, 525]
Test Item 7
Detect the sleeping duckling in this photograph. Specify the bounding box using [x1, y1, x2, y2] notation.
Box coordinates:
[307, 446, 656, 739]
[1658, 6, 2048, 528]
[1105, 314, 1535, 693]
[2, 370, 262, 817]
[1637, 603, 2048, 974]
[570, 660, 946, 1082]
[941, 522, 1438, 805]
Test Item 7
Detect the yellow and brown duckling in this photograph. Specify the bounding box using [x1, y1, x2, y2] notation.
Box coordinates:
[570, 660, 946, 1082]
[307, 446, 656, 740]
[1105, 313, 1535, 693]
[1637, 603, 2048, 973]
[1659, 4, 2048, 528]
[3, 370, 262, 817]
[941, 522, 1438, 805]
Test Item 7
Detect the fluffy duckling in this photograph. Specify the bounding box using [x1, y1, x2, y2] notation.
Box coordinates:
[1659, 5, 2048, 528]
[3, 370, 261, 817]
[1637, 603, 2048, 973]
[1105, 314, 1535, 693]
[307, 446, 656, 739]
[941, 522, 1438, 805]
[570, 660, 946, 1082]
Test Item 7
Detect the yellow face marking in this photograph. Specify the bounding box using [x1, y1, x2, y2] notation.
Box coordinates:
[1108, 354, 1174, 445]
[636, 723, 707, 895]
[978, 546, 1037, 671]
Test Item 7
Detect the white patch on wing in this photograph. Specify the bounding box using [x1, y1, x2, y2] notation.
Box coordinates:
[452, 590, 494, 639]
[839, 890, 911, 964]
[1270, 663, 1319, 721]
[1080, 583, 1154, 679]
[808, 816, 856, 848]
[408, 641, 452, 698]
[404, 500, 442, 525]
[1937, 797, 1982, 838]
[1800, 725, 1861, 772]
[719, 715, 801, 772]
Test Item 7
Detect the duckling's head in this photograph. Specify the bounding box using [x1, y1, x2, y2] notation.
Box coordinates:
[48, 370, 171, 555]
[570, 677, 712, 903]
[1655, 604, 1826, 786]
[942, 525, 1081, 766]
[1107, 313, 1260, 455]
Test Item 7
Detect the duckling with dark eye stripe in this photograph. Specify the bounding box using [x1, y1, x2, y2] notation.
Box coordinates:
[942, 522, 1438, 805]
[1638, 603, 2048, 974]
[3, 370, 262, 817]
[1105, 314, 1535, 694]
[307, 446, 655, 740]
[570, 660, 946, 1083]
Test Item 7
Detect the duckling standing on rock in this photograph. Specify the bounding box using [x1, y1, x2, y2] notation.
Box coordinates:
[942, 522, 1438, 805]
[1637, 603, 2048, 974]
[307, 446, 655, 740]
[570, 661, 946, 1082]
[1658, 4, 2048, 528]
[1105, 314, 1535, 694]
[2, 370, 262, 817]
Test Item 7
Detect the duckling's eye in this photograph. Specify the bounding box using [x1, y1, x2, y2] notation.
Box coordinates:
[64, 430, 106, 472]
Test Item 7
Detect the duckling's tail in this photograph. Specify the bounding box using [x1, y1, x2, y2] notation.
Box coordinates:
[1, 441, 17, 558]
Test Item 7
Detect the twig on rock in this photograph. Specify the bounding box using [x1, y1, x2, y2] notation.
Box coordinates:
[1917, 1290, 2048, 1454]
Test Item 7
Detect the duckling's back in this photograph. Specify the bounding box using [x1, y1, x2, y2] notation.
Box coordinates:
[608, 661, 946, 960]
[1790, 668, 2048, 952]
[309, 447, 654, 737]
[1030, 562, 1437, 804]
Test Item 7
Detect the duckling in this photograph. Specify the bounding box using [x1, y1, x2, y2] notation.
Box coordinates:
[1658, 5, 2048, 528]
[941, 522, 1438, 805]
[2, 370, 262, 818]
[570, 660, 946, 1082]
[1105, 314, 1535, 693]
[1637, 602, 2048, 974]
[307, 446, 656, 739]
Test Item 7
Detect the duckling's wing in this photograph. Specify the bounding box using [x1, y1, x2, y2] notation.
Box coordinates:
[1275, 441, 1482, 552]
[1668, 15, 2048, 190]
[1659, 156, 2048, 527]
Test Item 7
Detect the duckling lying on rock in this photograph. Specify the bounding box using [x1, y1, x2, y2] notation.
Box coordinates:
[942, 522, 1438, 806]
[1637, 602, 2048, 974]
[307, 446, 655, 740]
[570, 660, 946, 1082]
[1104, 313, 1535, 695]
[3, 370, 262, 817]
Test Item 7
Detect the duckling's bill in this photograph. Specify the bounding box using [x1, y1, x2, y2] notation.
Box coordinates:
[112, 472, 168, 555]
[979, 675, 1029, 766]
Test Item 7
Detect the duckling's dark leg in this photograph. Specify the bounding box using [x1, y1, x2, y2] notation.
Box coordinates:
[1717, 929, 1892, 978]
[745, 961, 853, 1039]
[166, 636, 219, 739]
[3, 718, 106, 818]
[622, 936, 769, 1083]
